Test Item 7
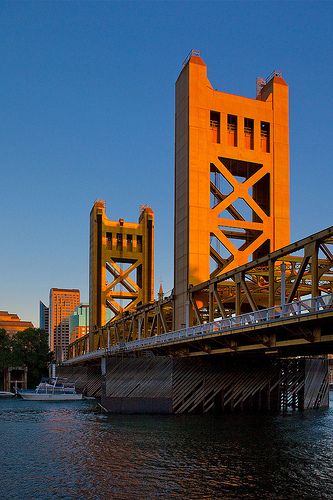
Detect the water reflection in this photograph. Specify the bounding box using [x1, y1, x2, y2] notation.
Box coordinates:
[0, 397, 333, 499]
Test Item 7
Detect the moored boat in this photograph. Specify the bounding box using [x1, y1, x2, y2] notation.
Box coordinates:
[19, 377, 82, 401]
[0, 391, 16, 398]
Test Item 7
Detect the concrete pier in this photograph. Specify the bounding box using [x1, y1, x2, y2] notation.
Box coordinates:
[58, 355, 329, 414]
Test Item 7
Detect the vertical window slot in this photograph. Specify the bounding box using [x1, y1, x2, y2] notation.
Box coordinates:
[261, 121, 270, 152]
[244, 118, 254, 150]
[116, 233, 123, 251]
[137, 235, 143, 252]
[106, 232, 112, 250]
[227, 114, 237, 146]
[127, 234, 133, 252]
[210, 111, 220, 143]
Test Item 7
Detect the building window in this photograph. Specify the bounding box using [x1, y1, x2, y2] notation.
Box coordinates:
[261, 121, 270, 152]
[244, 118, 254, 150]
[227, 114, 237, 146]
[106, 232, 112, 249]
[127, 234, 133, 252]
[137, 235, 143, 252]
[116, 233, 123, 251]
[210, 111, 220, 143]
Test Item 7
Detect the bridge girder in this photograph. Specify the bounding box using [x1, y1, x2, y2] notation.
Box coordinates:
[68, 226, 333, 360]
[189, 226, 333, 325]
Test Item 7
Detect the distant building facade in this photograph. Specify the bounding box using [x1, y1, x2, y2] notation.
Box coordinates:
[0, 311, 33, 336]
[69, 304, 89, 343]
[39, 301, 49, 333]
[49, 288, 80, 363]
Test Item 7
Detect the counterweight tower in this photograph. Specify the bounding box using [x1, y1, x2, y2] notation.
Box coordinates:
[89, 200, 154, 337]
[174, 52, 290, 328]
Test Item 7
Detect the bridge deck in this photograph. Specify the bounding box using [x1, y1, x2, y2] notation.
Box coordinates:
[64, 293, 333, 365]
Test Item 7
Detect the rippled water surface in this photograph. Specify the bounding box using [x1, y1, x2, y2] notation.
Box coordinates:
[1, 395, 333, 499]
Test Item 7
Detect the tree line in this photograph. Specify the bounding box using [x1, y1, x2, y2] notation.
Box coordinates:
[0, 328, 52, 387]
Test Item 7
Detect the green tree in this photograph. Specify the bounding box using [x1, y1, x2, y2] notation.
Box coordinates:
[0, 329, 12, 370]
[11, 328, 53, 387]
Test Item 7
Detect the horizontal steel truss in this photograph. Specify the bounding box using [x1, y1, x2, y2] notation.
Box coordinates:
[67, 226, 332, 360]
[189, 226, 333, 325]
[64, 293, 333, 364]
[67, 296, 173, 359]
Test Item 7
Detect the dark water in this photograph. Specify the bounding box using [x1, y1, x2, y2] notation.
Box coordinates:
[1, 396, 333, 499]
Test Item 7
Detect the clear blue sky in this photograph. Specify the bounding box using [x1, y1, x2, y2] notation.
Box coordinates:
[1, 1, 332, 326]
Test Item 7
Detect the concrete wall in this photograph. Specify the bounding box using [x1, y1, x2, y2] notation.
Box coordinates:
[101, 356, 173, 414]
[59, 355, 329, 414]
[57, 363, 102, 397]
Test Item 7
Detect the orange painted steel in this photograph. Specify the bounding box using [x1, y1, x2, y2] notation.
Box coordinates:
[67, 227, 333, 361]
[89, 200, 154, 351]
[174, 52, 290, 328]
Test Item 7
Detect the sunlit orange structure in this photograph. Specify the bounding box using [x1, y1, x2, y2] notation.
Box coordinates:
[89, 200, 154, 344]
[174, 51, 290, 328]
[0, 311, 33, 336]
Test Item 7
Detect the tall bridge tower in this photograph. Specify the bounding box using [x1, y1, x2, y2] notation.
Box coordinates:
[89, 200, 154, 338]
[174, 51, 290, 329]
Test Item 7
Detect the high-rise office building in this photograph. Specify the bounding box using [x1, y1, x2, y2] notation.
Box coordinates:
[49, 288, 80, 362]
[39, 301, 49, 333]
[69, 304, 89, 344]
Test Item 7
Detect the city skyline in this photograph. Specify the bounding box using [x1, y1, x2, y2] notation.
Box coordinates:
[1, 1, 332, 326]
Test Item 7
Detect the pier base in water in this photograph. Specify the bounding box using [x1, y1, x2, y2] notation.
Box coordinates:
[57, 363, 102, 398]
[98, 355, 329, 414]
[58, 356, 329, 414]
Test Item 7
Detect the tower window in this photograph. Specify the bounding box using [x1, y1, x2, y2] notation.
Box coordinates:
[227, 115, 237, 146]
[137, 235, 143, 252]
[244, 118, 254, 150]
[261, 122, 270, 152]
[116, 233, 123, 251]
[106, 232, 112, 249]
[210, 111, 220, 143]
[127, 234, 133, 252]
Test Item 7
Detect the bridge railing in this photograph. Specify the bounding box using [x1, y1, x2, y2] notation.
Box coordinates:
[107, 293, 333, 354]
[63, 294, 333, 363]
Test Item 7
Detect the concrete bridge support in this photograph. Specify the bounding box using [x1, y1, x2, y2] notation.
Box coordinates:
[57, 363, 102, 398]
[99, 355, 329, 414]
[329, 357, 333, 387]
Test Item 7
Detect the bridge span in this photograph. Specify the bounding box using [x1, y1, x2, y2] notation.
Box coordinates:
[65, 293, 333, 363]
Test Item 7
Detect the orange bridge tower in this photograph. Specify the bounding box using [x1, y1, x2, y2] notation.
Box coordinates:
[174, 51, 290, 329]
[89, 200, 154, 338]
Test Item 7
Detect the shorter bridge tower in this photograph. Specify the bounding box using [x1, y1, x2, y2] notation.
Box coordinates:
[89, 200, 154, 339]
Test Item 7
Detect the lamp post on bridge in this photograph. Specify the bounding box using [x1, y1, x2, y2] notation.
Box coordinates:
[281, 262, 286, 316]
[185, 301, 190, 335]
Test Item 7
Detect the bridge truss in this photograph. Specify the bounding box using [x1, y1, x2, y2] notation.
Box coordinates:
[189, 226, 333, 324]
[68, 226, 332, 360]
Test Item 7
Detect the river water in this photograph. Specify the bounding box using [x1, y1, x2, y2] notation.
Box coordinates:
[1, 395, 333, 499]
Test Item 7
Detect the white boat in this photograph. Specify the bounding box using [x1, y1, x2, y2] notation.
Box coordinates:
[0, 391, 16, 398]
[19, 377, 83, 401]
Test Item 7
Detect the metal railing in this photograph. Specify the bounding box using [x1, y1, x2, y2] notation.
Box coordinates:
[182, 49, 200, 67]
[64, 294, 333, 364]
[210, 120, 219, 129]
[256, 70, 282, 96]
